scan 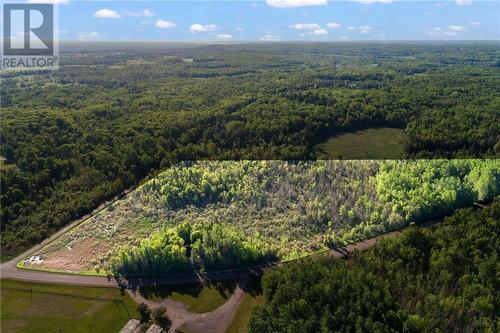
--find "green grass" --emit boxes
[140,282,234,313]
[0,280,138,333]
[171,286,229,313]
[315,127,405,159]
[225,293,264,333]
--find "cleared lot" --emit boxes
[22,159,500,276]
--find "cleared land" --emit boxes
[315,127,405,159]
[23,159,499,275]
[0,280,138,333]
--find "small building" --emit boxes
[119,319,141,333]
[145,324,164,333]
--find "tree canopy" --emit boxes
[249,199,500,333]
[2,42,499,260]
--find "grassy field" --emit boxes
[0,280,138,333]
[225,293,264,333]
[315,127,405,159]
[140,282,233,313]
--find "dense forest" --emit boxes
[35,159,497,275]
[110,221,276,276]
[249,199,500,333]
[1,42,499,260]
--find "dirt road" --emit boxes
[128,286,247,333]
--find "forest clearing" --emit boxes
[21,159,499,276]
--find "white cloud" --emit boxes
[327,22,341,28]
[468,21,480,26]
[251,2,258,7]
[78,32,101,41]
[448,24,466,32]
[455,0,472,5]
[340,36,350,40]
[259,34,282,41]
[290,23,321,30]
[216,33,233,40]
[347,25,373,33]
[426,27,457,37]
[267,0,328,8]
[123,9,154,18]
[426,25,467,37]
[189,24,217,33]
[27,0,70,4]
[155,20,177,29]
[310,28,328,35]
[236,27,244,32]
[143,9,154,17]
[94,9,120,19]
[358,25,373,33]
[354,0,395,4]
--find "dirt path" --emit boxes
[127,286,246,333]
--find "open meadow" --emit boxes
[315,127,405,159]
[0,280,138,333]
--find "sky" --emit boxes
[5,0,500,41]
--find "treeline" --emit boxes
[375,160,499,221]
[1,43,499,259]
[146,160,500,255]
[110,221,276,276]
[333,159,500,246]
[249,199,500,333]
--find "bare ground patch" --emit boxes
[33,238,112,272]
